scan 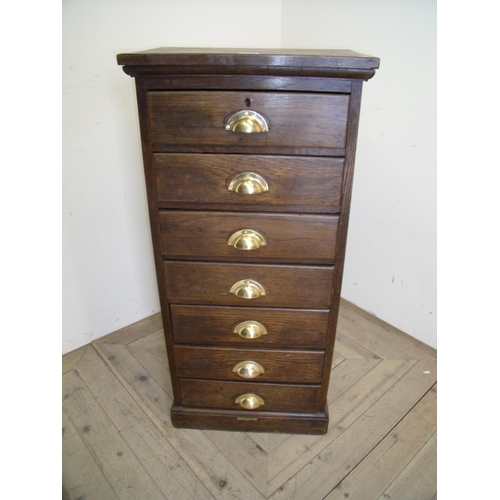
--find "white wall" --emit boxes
[282,0,437,348]
[62,0,283,354]
[63,0,436,353]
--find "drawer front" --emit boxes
[179,378,321,412]
[159,211,338,264]
[148,91,349,154]
[174,346,324,383]
[154,154,344,213]
[165,261,334,309]
[170,305,329,348]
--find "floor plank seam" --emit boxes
[385,382,437,433]
[91,344,220,500]
[337,324,419,360]
[377,429,437,500]
[268,361,399,478]
[90,341,222,500]
[62,345,88,376]
[338,302,437,360]
[63,375,143,500]
[265,360,417,491]
[334,331,383,360]
[125,328,166,347]
[64,304,436,500]
[318,381,437,500]
[122,340,172,395]
[328,358,384,402]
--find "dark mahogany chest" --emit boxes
[117,48,379,434]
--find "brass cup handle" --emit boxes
[233,320,268,339]
[227,172,269,194]
[225,110,269,133]
[229,279,266,300]
[227,229,267,251]
[235,393,265,410]
[232,361,265,379]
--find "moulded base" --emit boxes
[170,405,329,435]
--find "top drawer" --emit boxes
[148,91,349,155]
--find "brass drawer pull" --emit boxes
[229,279,266,299]
[227,229,267,251]
[232,361,265,379]
[227,172,269,194]
[235,393,265,410]
[225,110,269,133]
[233,320,268,339]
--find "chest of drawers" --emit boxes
[117,48,379,434]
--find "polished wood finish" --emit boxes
[148,91,348,154]
[117,48,379,434]
[141,75,354,92]
[159,211,338,264]
[154,154,344,213]
[179,378,322,412]
[165,261,334,309]
[170,305,329,348]
[118,47,380,79]
[174,345,325,383]
[170,406,329,434]
[63,301,436,499]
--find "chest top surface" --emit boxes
[117,47,380,79]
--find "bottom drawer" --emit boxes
[179,378,321,412]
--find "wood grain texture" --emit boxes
[266,359,417,490]
[148,91,348,154]
[62,345,88,375]
[118,49,379,79]
[93,312,163,346]
[170,305,329,348]
[339,298,437,360]
[171,407,328,435]
[159,211,338,264]
[268,360,436,500]
[137,75,353,93]
[62,300,436,499]
[174,345,325,383]
[325,384,437,499]
[154,154,344,213]
[378,429,437,500]
[116,49,382,437]
[117,47,380,72]
[63,369,168,499]
[315,80,364,411]
[134,83,183,404]
[90,342,265,500]
[165,261,334,309]
[62,407,118,500]
[179,378,322,412]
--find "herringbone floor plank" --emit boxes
[62,299,437,499]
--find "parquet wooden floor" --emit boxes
[62,299,437,500]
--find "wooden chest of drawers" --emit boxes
[117,48,379,434]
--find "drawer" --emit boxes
[174,346,324,384]
[154,154,344,213]
[179,378,321,412]
[165,261,334,309]
[170,305,329,348]
[148,91,349,154]
[159,211,338,264]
